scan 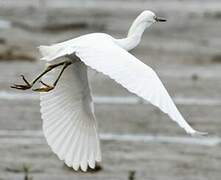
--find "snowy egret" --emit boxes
[11,10,207,171]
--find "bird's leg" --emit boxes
[33,61,72,92]
[11,61,72,91]
[31,61,69,85]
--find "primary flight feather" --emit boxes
[11,10,207,171]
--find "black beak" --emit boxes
[155,16,167,22]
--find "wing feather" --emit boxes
[39,34,206,135]
[73,41,206,135]
[40,60,101,171]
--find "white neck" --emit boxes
[115,14,153,51]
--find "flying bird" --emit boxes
[11,10,207,171]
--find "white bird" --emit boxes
[11,10,207,171]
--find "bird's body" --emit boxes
[12,10,207,172]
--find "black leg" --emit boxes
[32,61,72,92]
[11,60,72,91]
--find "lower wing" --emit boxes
[40,59,101,171]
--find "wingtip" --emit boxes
[190,131,209,137]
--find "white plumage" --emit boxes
[40,61,101,171]
[38,10,207,171]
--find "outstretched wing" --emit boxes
[40,35,206,136]
[76,43,207,135]
[40,60,101,171]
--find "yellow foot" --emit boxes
[32,81,54,92]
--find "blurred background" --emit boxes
[0,0,221,179]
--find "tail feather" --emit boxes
[38,44,75,62]
[38,45,57,61]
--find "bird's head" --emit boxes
[141,10,167,24]
[126,10,167,50]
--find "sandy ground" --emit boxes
[0,0,221,179]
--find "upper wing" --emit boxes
[39,35,206,136]
[40,60,101,171]
[76,43,206,135]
